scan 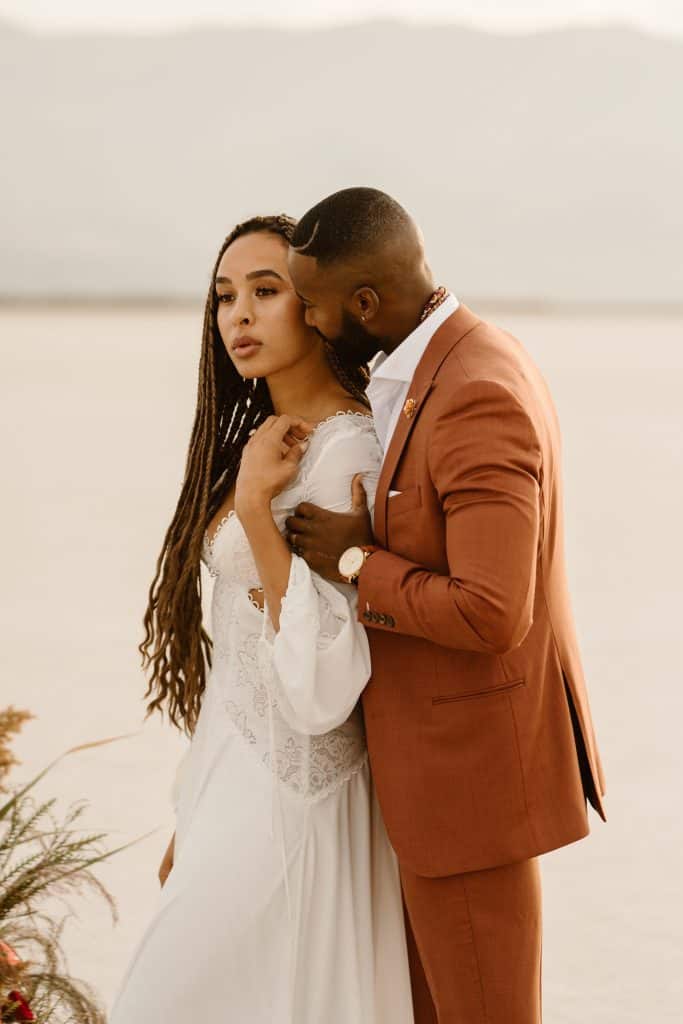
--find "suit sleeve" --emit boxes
[357,380,543,654]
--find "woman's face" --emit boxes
[215,231,321,379]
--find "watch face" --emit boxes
[338,546,365,579]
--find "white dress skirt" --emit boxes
[107,411,415,1024]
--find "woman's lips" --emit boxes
[233,340,263,358]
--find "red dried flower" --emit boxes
[2,989,35,1022]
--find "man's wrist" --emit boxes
[338,544,380,584]
[355,544,380,586]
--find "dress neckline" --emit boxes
[309,409,373,428]
[204,509,237,551]
[203,409,373,549]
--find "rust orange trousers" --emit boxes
[400,857,542,1023]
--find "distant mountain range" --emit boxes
[1,19,681,305]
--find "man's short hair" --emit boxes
[290,187,411,266]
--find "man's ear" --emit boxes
[350,286,380,323]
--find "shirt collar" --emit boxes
[369,292,459,383]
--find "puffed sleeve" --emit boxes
[257,420,383,736]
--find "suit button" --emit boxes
[371,612,380,623]
[378,613,387,625]
[387,615,395,627]
[363,611,371,622]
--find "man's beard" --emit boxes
[317,308,384,367]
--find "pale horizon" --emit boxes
[3,21,681,306]
[1,0,683,38]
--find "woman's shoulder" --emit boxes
[308,407,378,447]
[304,408,383,475]
[312,406,374,430]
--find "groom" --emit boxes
[285,188,606,1023]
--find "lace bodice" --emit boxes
[196,411,383,804]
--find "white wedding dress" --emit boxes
[107,411,415,1024]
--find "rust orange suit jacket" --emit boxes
[357,303,606,878]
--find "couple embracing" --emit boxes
[108,187,605,1023]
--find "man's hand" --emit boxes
[285,474,375,582]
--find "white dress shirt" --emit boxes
[366,292,460,459]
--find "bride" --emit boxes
[107,214,415,1023]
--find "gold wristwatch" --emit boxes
[338,544,379,585]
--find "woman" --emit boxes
[107,215,415,1023]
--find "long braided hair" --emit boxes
[139,214,371,737]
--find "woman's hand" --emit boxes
[235,415,314,512]
[158,830,175,888]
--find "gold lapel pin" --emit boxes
[403,397,417,419]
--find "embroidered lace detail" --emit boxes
[316,586,348,627]
[311,409,373,428]
[202,412,381,803]
[218,638,368,798]
[203,510,237,577]
[200,411,378,584]
[262,719,369,803]
[205,509,237,550]
[202,511,260,586]
[224,700,257,745]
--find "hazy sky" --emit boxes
[2,0,682,36]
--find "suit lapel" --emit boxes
[373,378,434,546]
[373,304,480,547]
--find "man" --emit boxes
[285,187,606,1023]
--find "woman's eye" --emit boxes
[216,287,275,304]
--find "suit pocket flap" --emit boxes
[386,484,422,517]
[432,678,526,704]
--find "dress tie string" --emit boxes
[258,600,311,1019]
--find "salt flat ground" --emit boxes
[1,305,681,1020]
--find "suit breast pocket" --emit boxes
[387,484,422,518]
